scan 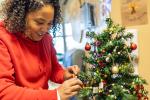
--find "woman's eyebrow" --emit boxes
[35,18,53,23]
[35,18,46,22]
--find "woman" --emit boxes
[0,0,83,100]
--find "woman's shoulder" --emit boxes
[0,20,5,31]
[0,21,17,42]
[0,21,10,35]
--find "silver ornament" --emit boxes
[106,57,110,62]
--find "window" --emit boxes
[52,0,112,64]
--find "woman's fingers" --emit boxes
[64,65,81,80]
[67,65,80,74]
[70,84,82,92]
[58,78,83,100]
[71,65,80,75]
[66,78,83,87]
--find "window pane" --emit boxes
[65,23,72,36]
[66,36,84,50]
[53,37,64,54]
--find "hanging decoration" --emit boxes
[121,0,148,26]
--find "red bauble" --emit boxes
[85,43,91,51]
[130,43,137,50]
[102,80,107,85]
[137,93,143,98]
[98,61,105,68]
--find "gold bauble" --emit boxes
[111,66,119,74]
[129,67,135,73]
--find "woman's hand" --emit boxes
[64,65,80,80]
[57,78,83,100]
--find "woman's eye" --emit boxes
[34,20,44,25]
[36,21,44,25]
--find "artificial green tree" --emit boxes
[77,18,148,100]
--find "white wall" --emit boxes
[111,0,150,97]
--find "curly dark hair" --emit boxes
[1,0,62,37]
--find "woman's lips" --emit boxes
[38,33,45,36]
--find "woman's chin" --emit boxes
[32,37,43,41]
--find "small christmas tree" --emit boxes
[77,18,148,100]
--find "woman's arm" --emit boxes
[0,40,58,100]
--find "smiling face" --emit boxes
[25,5,54,41]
